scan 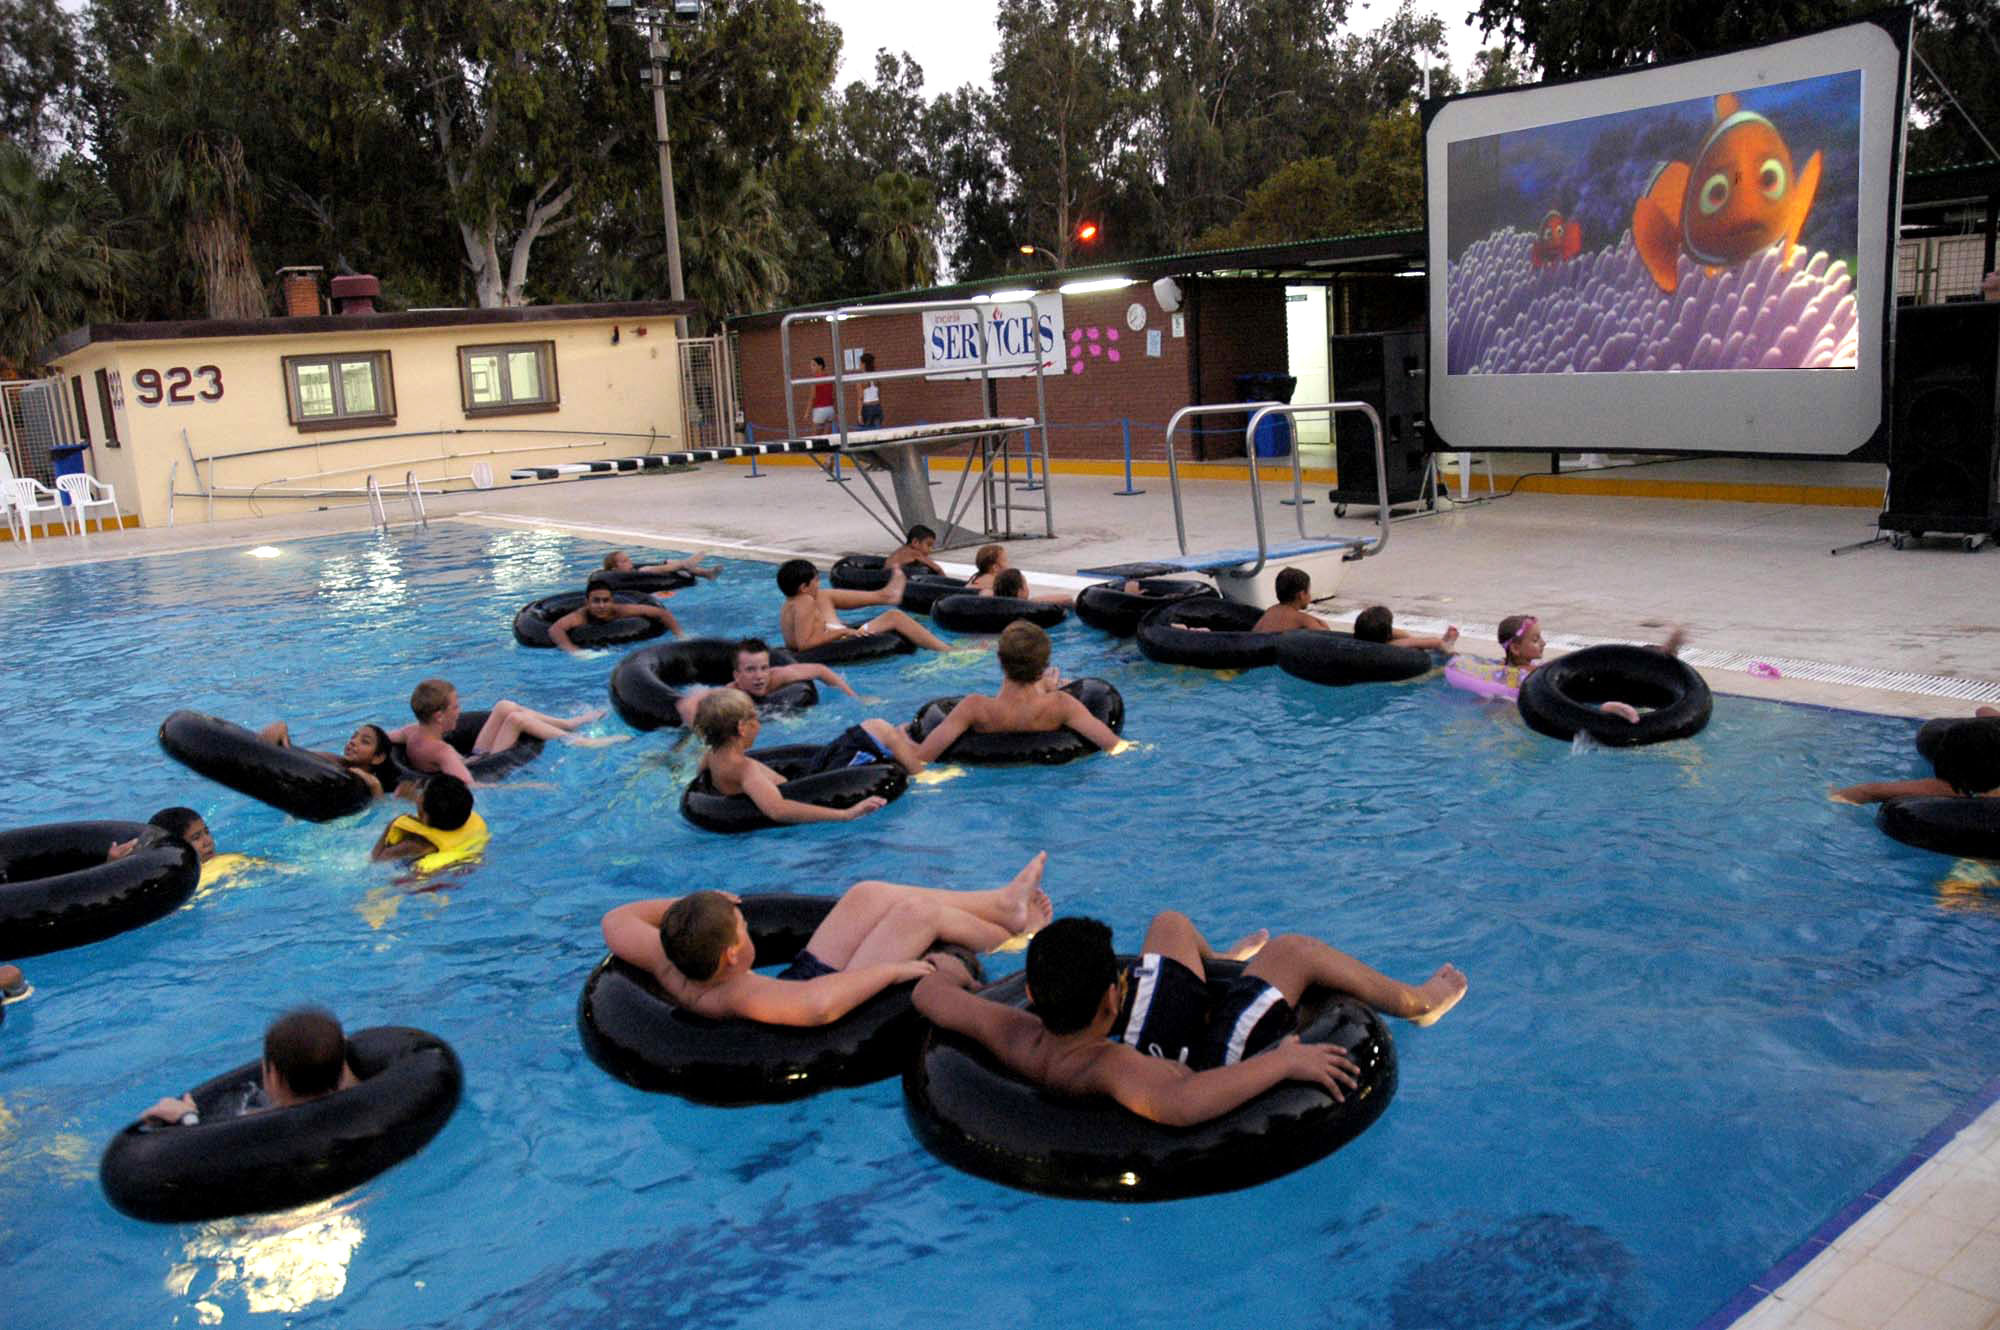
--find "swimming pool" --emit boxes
[2,521,1994,1329]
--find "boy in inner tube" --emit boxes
[1251,567,1335,634]
[389,678,614,787]
[599,853,1052,1027]
[691,689,923,824]
[546,575,685,654]
[1832,717,2000,804]
[912,622,1122,763]
[969,546,1074,606]
[913,911,1467,1127]
[139,1007,358,1126]
[884,525,946,576]
[775,559,953,654]
[671,637,861,728]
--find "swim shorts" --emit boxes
[777,950,838,981]
[1109,953,1294,1070]
[810,725,893,774]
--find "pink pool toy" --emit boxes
[1445,655,1527,702]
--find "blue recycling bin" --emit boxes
[1233,373,1298,457]
[50,444,89,499]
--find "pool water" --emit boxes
[2,523,1995,1330]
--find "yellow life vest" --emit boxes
[198,854,258,889]
[384,811,490,873]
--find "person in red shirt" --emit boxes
[809,355,835,431]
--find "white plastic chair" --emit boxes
[5,477,65,545]
[0,454,22,543]
[56,473,122,536]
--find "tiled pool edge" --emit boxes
[1698,1072,2000,1330]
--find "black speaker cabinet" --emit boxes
[1883,302,2000,541]
[1329,331,1431,510]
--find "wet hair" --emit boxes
[661,891,741,982]
[420,775,474,832]
[997,621,1051,683]
[974,543,1004,575]
[1498,615,1533,648]
[411,678,456,723]
[693,688,757,748]
[1353,605,1394,643]
[1933,719,2000,796]
[992,568,1027,598]
[148,807,205,840]
[906,524,936,544]
[601,551,625,570]
[734,637,772,665]
[264,1007,347,1098]
[585,573,613,595]
[776,559,818,597]
[1025,918,1119,1034]
[1274,567,1310,604]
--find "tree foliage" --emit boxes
[1467,0,1859,80]
[0,144,141,369]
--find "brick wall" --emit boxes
[734,279,1289,466]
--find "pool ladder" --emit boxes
[367,472,430,533]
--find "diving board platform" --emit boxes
[781,298,1056,549]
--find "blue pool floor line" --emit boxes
[1691,1069,2000,1330]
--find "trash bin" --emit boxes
[50,444,89,499]
[1233,373,1298,457]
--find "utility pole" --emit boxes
[647,27,687,333]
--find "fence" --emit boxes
[678,335,738,452]
[1,378,80,484]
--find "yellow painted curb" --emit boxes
[0,513,143,542]
[720,454,1879,508]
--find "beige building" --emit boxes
[37,298,703,529]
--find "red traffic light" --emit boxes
[1075,221,1099,243]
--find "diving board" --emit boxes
[780,298,1056,549]
[509,438,834,481]
[1077,539,1370,580]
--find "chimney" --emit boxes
[277,265,324,316]
[329,274,381,315]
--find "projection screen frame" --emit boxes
[1421,9,1914,460]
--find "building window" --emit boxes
[71,376,93,444]
[94,368,120,446]
[458,341,559,416]
[282,351,395,430]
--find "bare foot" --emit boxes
[546,707,607,733]
[1407,964,1469,1027]
[564,734,630,748]
[1218,929,1269,962]
[1599,701,1640,723]
[996,852,1052,935]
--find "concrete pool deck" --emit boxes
[3,458,1997,1330]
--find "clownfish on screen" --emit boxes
[1530,210,1582,267]
[1630,92,1822,294]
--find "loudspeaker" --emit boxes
[1884,303,2000,536]
[1152,277,1183,313]
[1328,331,1429,508]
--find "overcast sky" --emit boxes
[823,0,1495,97]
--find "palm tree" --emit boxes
[860,170,940,292]
[116,26,265,320]
[0,146,141,370]
[684,170,794,321]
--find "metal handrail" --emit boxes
[366,475,387,532]
[1161,400,1391,578]
[404,471,428,529]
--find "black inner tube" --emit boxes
[98,1026,463,1223]
[1075,578,1218,636]
[595,568,695,594]
[160,710,378,823]
[830,554,892,591]
[930,594,1067,634]
[1515,645,1712,747]
[907,678,1125,764]
[680,743,909,833]
[388,709,545,784]
[1,821,200,959]
[1276,631,1433,686]
[903,960,1398,1202]
[577,894,938,1105]
[1877,796,2000,860]
[512,591,666,649]
[608,638,818,731]
[1135,599,1279,670]
[791,631,917,666]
